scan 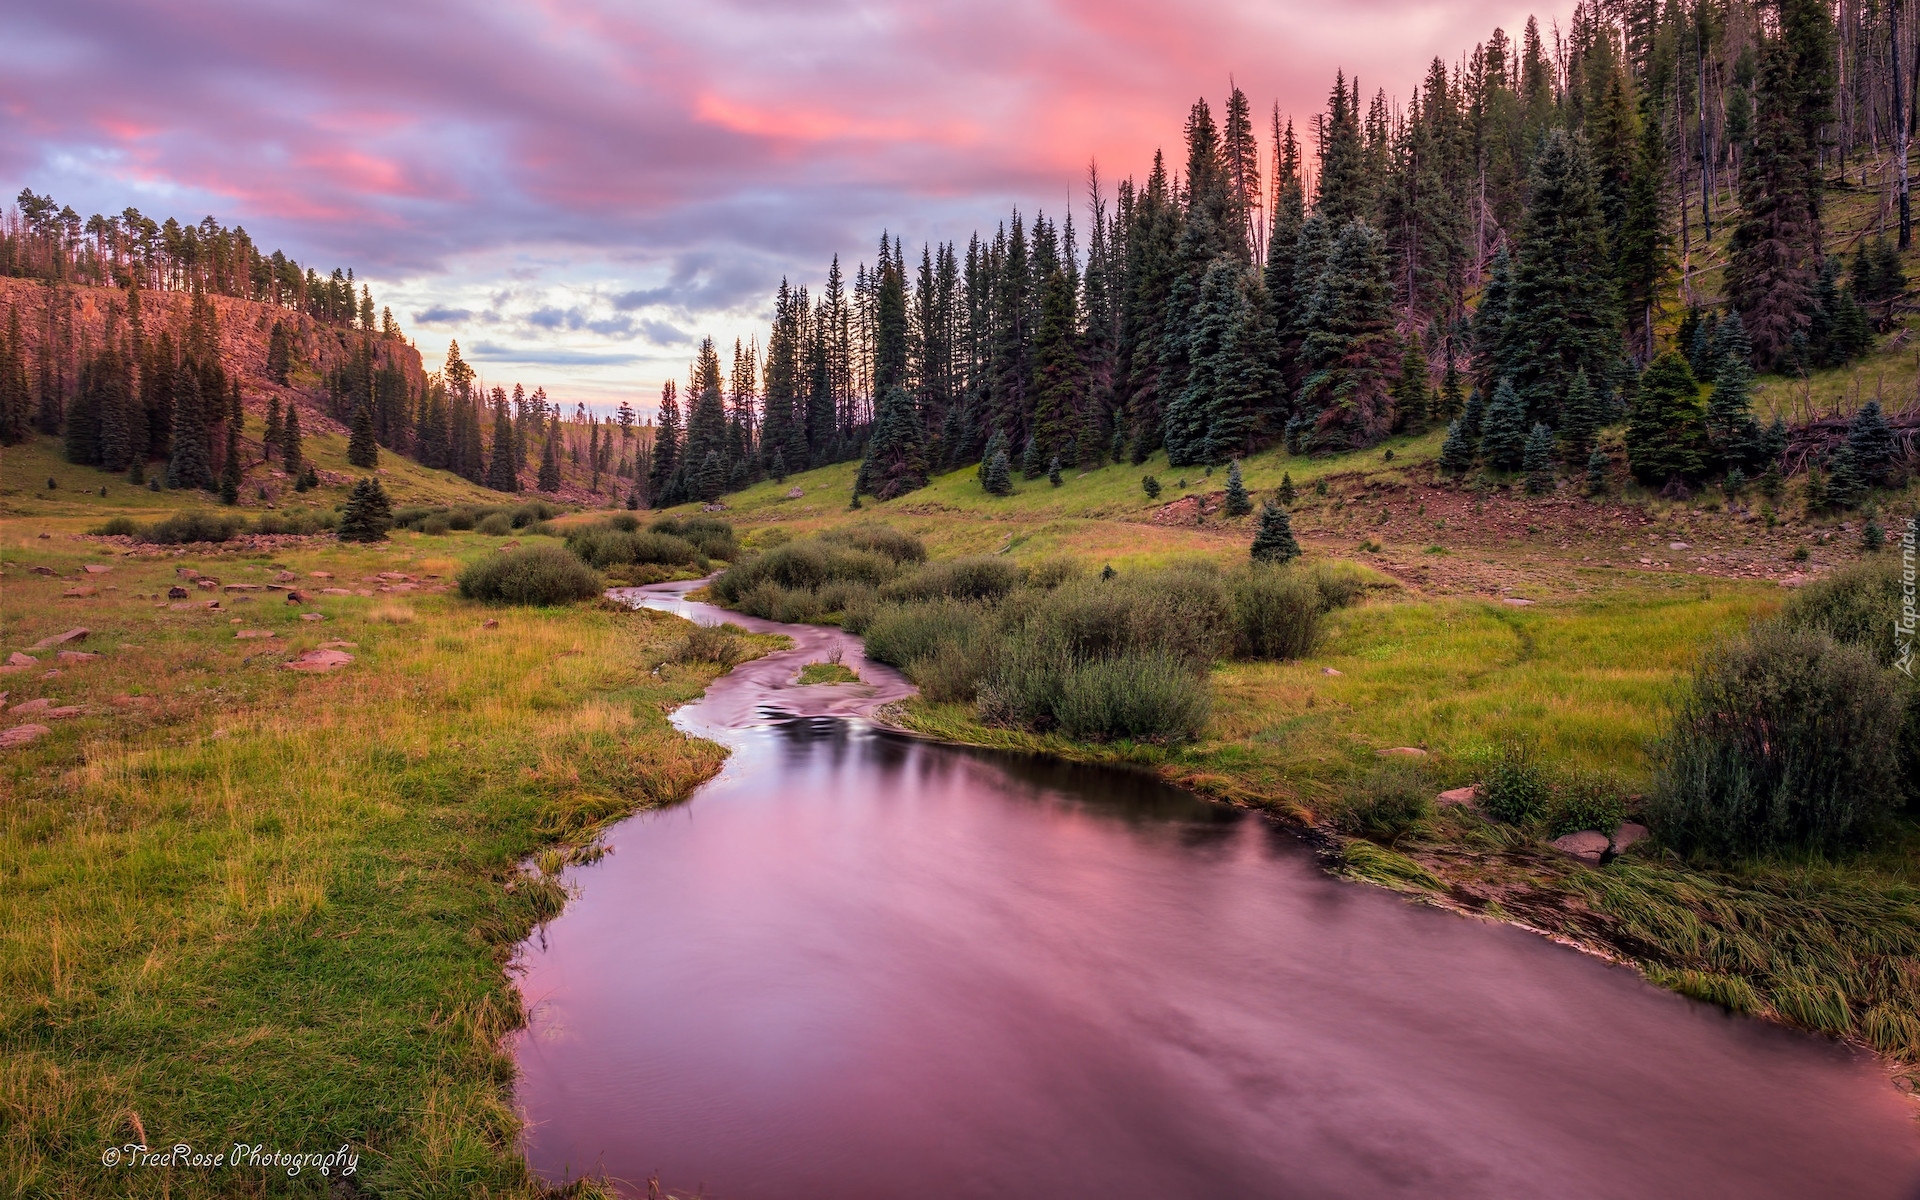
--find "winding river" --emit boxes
[512,578,1920,1199]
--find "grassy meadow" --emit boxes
[1,440,780,1196]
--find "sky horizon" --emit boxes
[5,0,1559,416]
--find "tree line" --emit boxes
[646,0,1899,508]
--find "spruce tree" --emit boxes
[486,399,518,492]
[538,431,562,492]
[1847,400,1896,486]
[649,381,682,506]
[1704,312,1755,448]
[1020,435,1042,479]
[1460,386,1486,443]
[977,430,1009,490]
[1296,220,1398,450]
[1438,354,1464,420]
[165,362,214,490]
[263,394,283,462]
[1625,352,1710,486]
[1522,423,1555,494]
[282,404,303,476]
[1826,446,1866,509]
[1277,472,1297,506]
[771,448,787,482]
[1470,246,1514,395]
[861,385,930,500]
[1439,418,1477,475]
[1726,35,1819,369]
[1558,369,1605,464]
[1585,445,1609,494]
[338,477,393,542]
[1223,459,1251,515]
[347,395,378,468]
[1029,268,1083,468]
[1141,474,1161,499]
[697,449,726,502]
[1250,501,1302,564]
[1479,380,1529,472]
[1499,130,1619,423]
[1391,335,1429,434]
[266,321,291,385]
[219,400,243,505]
[982,447,1013,495]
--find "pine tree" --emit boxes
[1704,312,1755,448]
[1439,418,1477,475]
[537,431,562,492]
[1847,400,1896,486]
[1250,501,1302,563]
[1296,220,1398,450]
[983,447,1013,496]
[282,404,303,476]
[1391,335,1429,433]
[1029,268,1083,468]
[697,449,726,502]
[347,395,378,468]
[649,381,681,506]
[1523,423,1555,494]
[1048,455,1064,488]
[861,385,930,499]
[486,397,519,492]
[1223,459,1251,515]
[263,394,283,462]
[1726,35,1819,370]
[1585,445,1609,494]
[1020,435,1042,479]
[1438,354,1463,420]
[1470,246,1514,395]
[219,410,243,505]
[338,477,393,542]
[166,362,214,490]
[1479,380,1529,472]
[1827,446,1866,508]
[1625,352,1710,486]
[771,448,787,482]
[1277,472,1297,506]
[266,321,291,386]
[1557,369,1605,463]
[1499,130,1618,424]
[977,429,1009,490]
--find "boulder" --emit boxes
[319,588,353,596]
[285,648,353,673]
[1501,597,1535,606]
[235,630,277,640]
[195,578,218,590]
[482,619,499,629]
[176,567,203,579]
[30,566,55,576]
[309,571,334,579]
[1609,822,1650,855]
[286,591,308,603]
[786,486,805,499]
[83,563,113,574]
[275,571,298,583]
[1321,667,1343,676]
[55,650,99,663]
[10,698,50,714]
[1377,746,1428,757]
[1550,830,1610,863]
[6,653,37,668]
[167,586,189,600]
[299,612,325,621]
[1436,785,1480,806]
[44,706,83,719]
[28,629,89,651]
[0,723,50,749]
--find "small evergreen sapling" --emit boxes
[1479,380,1529,472]
[1826,446,1866,509]
[1048,455,1063,488]
[1847,401,1896,486]
[348,396,379,469]
[1223,459,1252,515]
[982,448,1013,496]
[1277,472,1297,506]
[338,477,393,542]
[978,430,1009,490]
[281,405,304,476]
[1250,501,1302,564]
[1438,418,1476,475]
[1585,446,1609,494]
[1141,474,1162,499]
[1522,423,1555,494]
[538,434,562,492]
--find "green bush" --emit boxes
[446,508,478,532]
[651,515,738,560]
[1481,740,1552,824]
[1050,653,1211,743]
[864,599,993,669]
[676,622,750,666]
[881,556,1020,603]
[712,540,899,600]
[1228,563,1324,659]
[566,525,701,569]
[1650,625,1902,855]
[1779,560,1900,665]
[391,505,437,530]
[476,512,513,536]
[134,510,248,544]
[820,523,926,564]
[421,515,452,536]
[1545,770,1629,837]
[458,544,605,606]
[90,515,139,536]
[251,509,335,536]
[1332,761,1435,842]
[511,501,560,529]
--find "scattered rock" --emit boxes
[1500,597,1534,606]
[30,566,55,576]
[223,584,264,592]
[319,588,353,596]
[40,670,59,679]
[482,619,499,629]
[1377,746,1428,757]
[176,567,204,579]
[1321,667,1343,676]
[43,706,83,719]
[235,630,277,640]
[0,724,50,749]
[167,586,189,599]
[1669,541,1690,551]
[285,648,353,673]
[55,651,99,663]
[11,699,50,714]
[195,579,218,590]
[786,486,804,499]
[6,653,37,668]
[28,629,89,651]
[1609,822,1650,855]
[1436,785,1480,806]
[309,571,334,579]
[286,590,309,603]
[62,586,98,598]
[1550,830,1610,863]
[83,563,113,574]
[275,571,298,583]
[299,612,325,621]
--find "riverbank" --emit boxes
[0,518,775,1196]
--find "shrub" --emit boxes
[134,510,248,544]
[1228,564,1323,659]
[566,525,700,570]
[391,505,437,530]
[511,501,560,529]
[1051,653,1211,743]
[1021,557,1084,590]
[458,544,604,605]
[676,622,749,666]
[421,515,452,536]
[882,556,1020,603]
[251,510,335,536]
[476,512,514,536]
[864,599,993,669]
[817,580,878,619]
[446,508,478,532]
[90,515,139,536]
[1546,770,1629,837]
[712,540,898,601]
[1650,625,1902,856]
[1004,568,1234,668]
[1481,740,1552,824]
[1331,761,1435,842]
[820,523,926,564]
[1779,559,1900,666]
[651,515,738,560]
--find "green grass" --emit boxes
[0,515,769,1196]
[797,661,860,685]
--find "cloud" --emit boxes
[413,305,472,325]
[467,342,644,367]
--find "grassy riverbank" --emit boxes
[0,464,774,1195]
[691,441,1920,1090]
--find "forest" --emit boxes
[638,0,1920,510]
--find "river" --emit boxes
[511,578,1920,1199]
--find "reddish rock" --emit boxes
[28,628,89,651]
[83,563,113,574]
[167,586,189,599]
[1609,822,1650,855]
[482,618,500,629]
[223,583,264,592]
[235,630,277,640]
[286,590,308,603]
[309,571,334,579]
[176,567,203,579]
[1436,785,1480,806]
[11,698,50,714]
[275,571,298,583]
[55,650,99,663]
[6,653,37,668]
[285,648,353,673]
[30,566,55,576]
[1377,746,1428,758]
[319,588,353,596]
[1550,830,1610,863]
[1320,667,1343,676]
[43,706,83,719]
[195,578,218,590]
[0,723,50,749]
[299,612,325,621]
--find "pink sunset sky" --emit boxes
[4,0,1557,411]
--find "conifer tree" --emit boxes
[538,431,562,492]
[338,477,393,542]
[1250,501,1302,563]
[649,381,682,506]
[1029,268,1083,468]
[220,410,243,504]
[1277,472,1297,506]
[263,394,283,462]
[486,398,519,492]
[1439,418,1476,475]
[1704,313,1755,447]
[1847,400,1896,486]
[1522,423,1555,494]
[982,446,1013,495]
[771,448,787,482]
[1585,445,1610,494]
[282,404,303,476]
[683,339,728,481]
[1459,386,1486,443]
[1020,435,1042,479]
[1826,446,1866,509]
[1616,102,1671,357]
[1437,354,1463,421]
[861,385,930,499]
[697,449,726,502]
[1470,246,1513,395]
[1726,36,1819,369]
[1142,474,1162,499]
[165,362,214,490]
[1625,352,1709,486]
[1479,380,1529,472]
[1557,369,1605,464]
[977,429,1009,491]
[1223,459,1251,515]
[1391,336,1429,433]
[266,321,291,385]
[347,395,378,468]
[1297,221,1398,450]
[1499,130,1618,424]
[1048,455,1064,488]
